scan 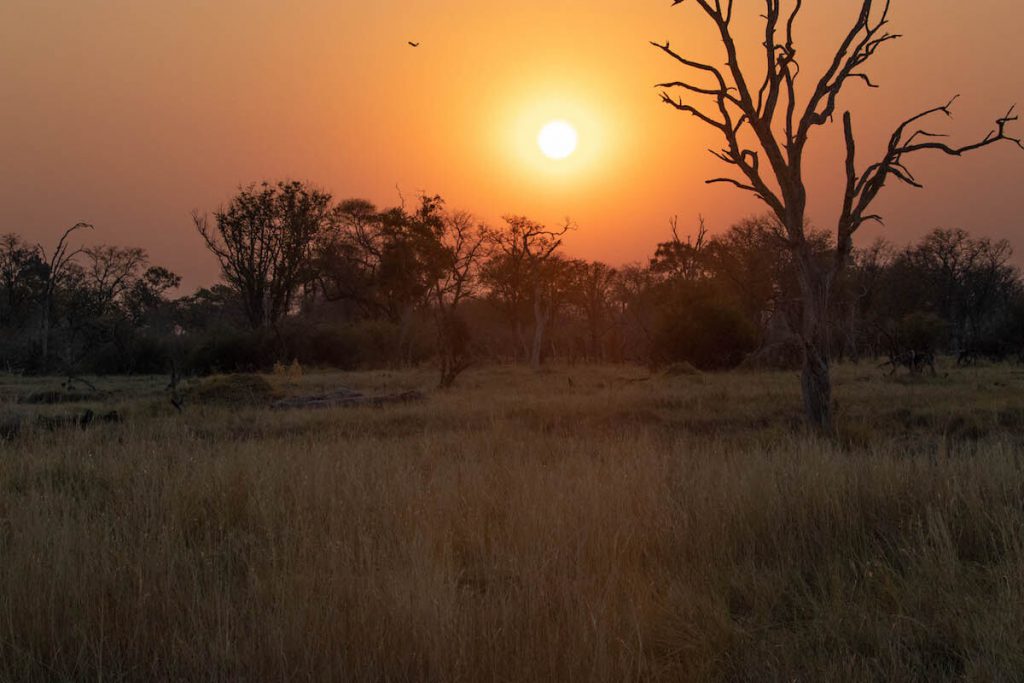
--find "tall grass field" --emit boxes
[2,363,1024,681]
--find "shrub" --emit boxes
[654,297,759,371]
[290,324,360,370]
[898,311,948,352]
[88,335,171,375]
[179,318,433,376]
[741,335,805,371]
[184,328,277,375]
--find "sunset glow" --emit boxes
[537,120,578,160]
[1,0,1023,287]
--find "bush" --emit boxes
[346,318,434,368]
[88,335,171,375]
[180,319,431,375]
[0,330,39,374]
[653,297,759,371]
[898,311,948,353]
[185,328,277,375]
[741,335,805,371]
[299,325,360,369]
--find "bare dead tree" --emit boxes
[654,0,1023,429]
[670,214,708,253]
[38,222,93,369]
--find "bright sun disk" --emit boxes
[537,120,578,160]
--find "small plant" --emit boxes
[274,359,303,378]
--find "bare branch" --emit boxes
[657,0,1024,429]
[843,99,1023,245]
[656,80,731,98]
[649,40,732,96]
[40,222,93,294]
[797,0,900,147]
[658,91,728,130]
[707,177,758,193]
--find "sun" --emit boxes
[537,120,578,160]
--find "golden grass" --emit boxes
[1,363,1024,681]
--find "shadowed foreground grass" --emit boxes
[2,364,1024,681]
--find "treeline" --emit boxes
[2,180,1021,382]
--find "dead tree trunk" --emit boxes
[795,252,834,428]
[39,304,50,368]
[530,292,550,370]
[437,310,470,389]
[37,223,92,372]
[654,0,1022,430]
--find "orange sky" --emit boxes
[2,0,1023,289]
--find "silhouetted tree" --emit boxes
[567,260,619,362]
[418,207,492,387]
[316,198,443,357]
[482,216,572,368]
[0,234,46,329]
[610,264,659,365]
[883,229,1018,357]
[124,266,182,324]
[195,181,334,329]
[315,198,389,319]
[81,245,149,315]
[833,238,893,361]
[650,216,710,282]
[654,0,1023,428]
[38,222,92,369]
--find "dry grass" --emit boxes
[2,362,1024,681]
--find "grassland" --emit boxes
[2,362,1024,681]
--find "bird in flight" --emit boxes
[408,41,420,48]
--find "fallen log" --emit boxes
[271,389,425,411]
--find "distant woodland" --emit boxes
[2,181,1021,384]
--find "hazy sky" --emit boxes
[2,0,1023,289]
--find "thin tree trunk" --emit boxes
[846,304,861,364]
[530,298,548,370]
[398,304,416,367]
[515,320,528,363]
[40,300,50,371]
[796,251,834,431]
[437,309,456,389]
